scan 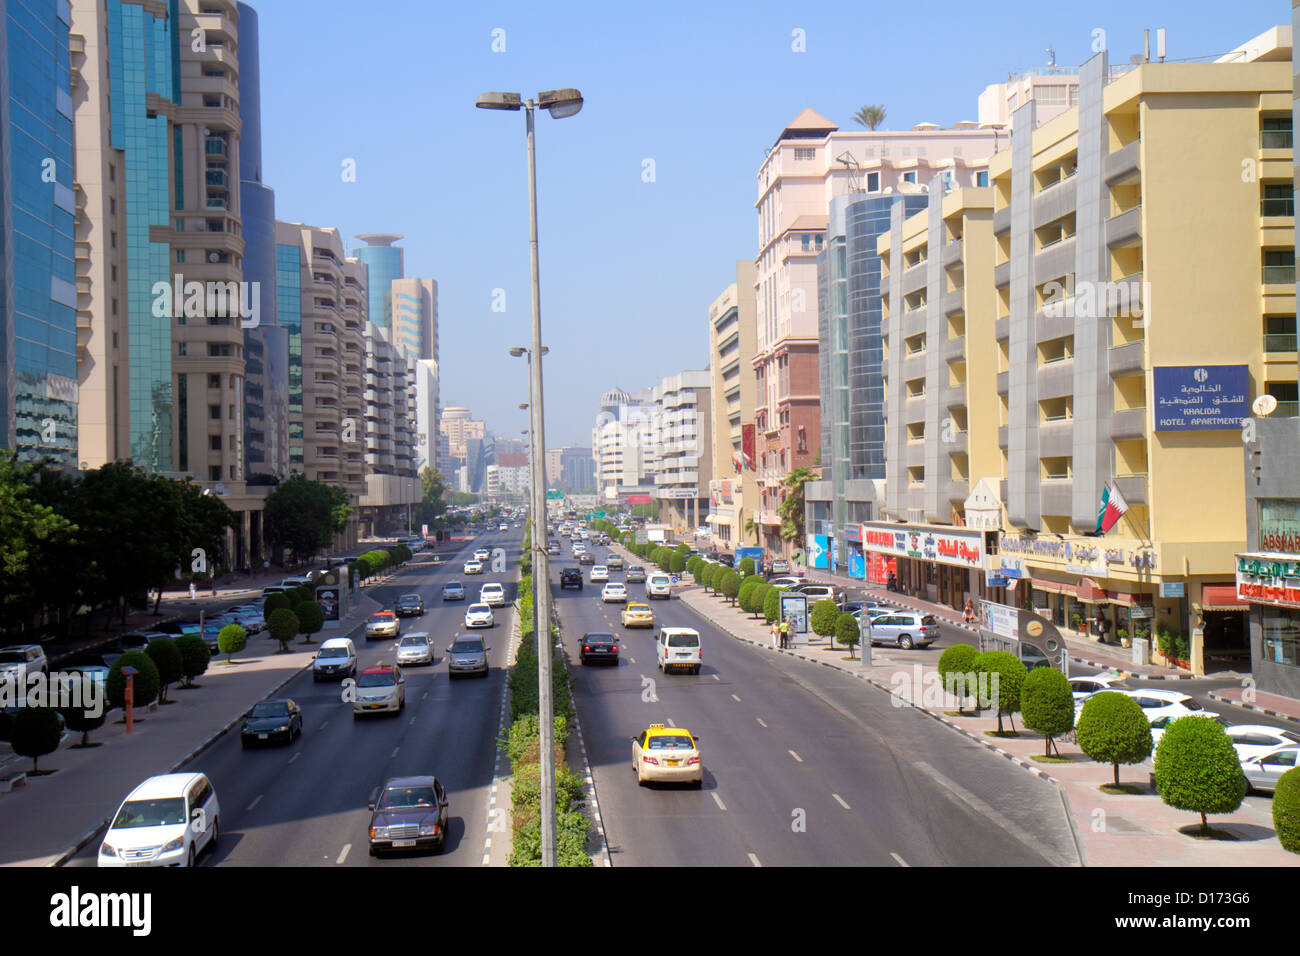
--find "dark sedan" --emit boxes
[395,593,425,617]
[580,633,620,666]
[241,698,302,747]
[368,776,449,855]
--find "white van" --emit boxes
[312,638,357,681]
[657,627,701,675]
[646,574,672,600]
[98,772,220,867]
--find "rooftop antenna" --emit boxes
[1046,47,1056,68]
[836,150,862,192]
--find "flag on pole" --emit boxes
[1096,482,1129,535]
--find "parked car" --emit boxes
[312,638,357,681]
[367,775,449,855]
[862,612,940,649]
[794,583,843,603]
[580,633,620,666]
[464,604,495,629]
[395,593,425,617]
[224,606,266,634]
[442,581,466,601]
[767,577,801,590]
[1241,745,1300,793]
[447,637,489,678]
[395,633,435,667]
[560,568,583,590]
[353,665,405,717]
[1224,724,1300,762]
[98,772,220,867]
[1116,689,1219,723]
[241,698,302,747]
[0,645,49,680]
[769,559,790,575]
[1068,674,1127,701]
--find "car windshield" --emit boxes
[378,786,436,809]
[400,594,420,602]
[358,672,396,688]
[112,797,186,829]
[452,640,484,654]
[250,701,290,718]
[1179,698,1203,711]
[469,604,490,613]
[399,637,427,646]
[668,634,699,647]
[317,646,347,658]
[648,735,693,750]
[444,582,462,589]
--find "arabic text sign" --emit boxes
[1152,365,1249,431]
[860,522,985,569]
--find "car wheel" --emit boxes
[188,844,196,868]
[209,817,219,851]
[898,635,914,650]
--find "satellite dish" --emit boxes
[1253,394,1278,417]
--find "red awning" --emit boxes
[1076,578,1107,603]
[1031,577,1073,594]
[1201,584,1248,612]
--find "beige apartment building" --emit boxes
[652,370,712,531]
[706,261,759,552]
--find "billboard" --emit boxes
[807,533,830,569]
[741,423,756,472]
[626,494,652,505]
[1152,365,1249,431]
[779,593,809,637]
[860,523,985,568]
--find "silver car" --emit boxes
[395,633,434,666]
[447,637,489,678]
[863,612,940,649]
[1241,745,1299,793]
[442,581,466,601]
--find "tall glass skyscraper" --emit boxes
[352,233,403,329]
[1,0,78,464]
[275,242,302,467]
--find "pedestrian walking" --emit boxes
[210,576,217,597]
[769,620,779,649]
[188,580,197,601]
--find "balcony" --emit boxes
[942,287,963,317]
[942,238,963,266]
[1109,340,1144,376]
[1265,333,1298,353]
[1039,418,1073,457]
[1104,140,1141,186]
[993,260,1010,288]
[993,205,1011,235]
[1113,474,1147,506]
[1261,196,1295,218]
[1263,263,1296,285]
[1106,206,1142,248]
[1110,406,1146,439]
[1261,130,1293,150]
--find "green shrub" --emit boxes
[810,599,840,637]
[737,576,761,614]
[263,591,291,614]
[937,643,980,710]
[686,556,701,579]
[670,552,686,574]
[295,601,325,642]
[145,637,183,703]
[1274,767,1300,854]
[699,563,716,592]
[106,651,160,710]
[973,650,1028,733]
[1020,667,1074,755]
[834,613,861,658]
[267,608,299,652]
[218,622,248,661]
[738,556,756,577]
[1076,691,1153,786]
[1154,716,1247,834]
[175,634,210,686]
[763,585,782,624]
[750,583,772,620]
[721,570,742,604]
[11,706,63,773]
[60,680,106,747]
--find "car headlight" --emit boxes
[419,823,441,836]
[161,836,184,852]
[371,826,388,840]
[100,843,117,857]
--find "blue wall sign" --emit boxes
[1152,365,1249,431]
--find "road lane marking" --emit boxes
[731,694,741,702]
[628,657,635,664]
[391,747,400,758]
[319,720,329,730]
[756,717,768,727]
[246,794,263,811]
[711,792,727,811]
[422,691,428,700]
[288,752,301,764]
[712,674,720,681]
[665,717,675,727]
[748,853,762,867]
[789,750,803,763]
[337,844,351,865]
[891,852,909,867]
[410,716,417,725]
[832,793,851,810]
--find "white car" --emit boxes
[1080,688,1218,726]
[479,583,507,607]
[601,582,628,603]
[767,577,802,589]
[1241,745,1300,793]
[499,524,508,531]
[463,560,483,575]
[1149,712,1222,748]
[1068,674,1126,702]
[98,773,220,867]
[395,633,435,666]
[353,665,405,717]
[465,604,495,628]
[657,626,701,674]
[590,565,609,582]
[474,548,491,561]
[1224,724,1300,762]
[646,574,672,600]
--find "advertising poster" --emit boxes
[317,587,340,622]
[779,593,809,637]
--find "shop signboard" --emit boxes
[1159,581,1185,598]
[1236,552,1300,608]
[1152,365,1249,431]
[1259,500,1300,554]
[860,522,984,568]
[808,534,830,569]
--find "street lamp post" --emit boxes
[483,87,581,868]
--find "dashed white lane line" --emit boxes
[891,852,909,867]
[756,717,768,728]
[337,844,351,865]
[288,752,301,764]
[731,694,741,703]
[246,794,263,812]
[832,793,851,810]
[627,657,635,664]
[390,747,400,758]
[665,717,675,727]
[712,674,720,681]
[748,853,762,867]
[422,692,428,700]
[711,791,727,811]
[409,716,417,725]
[319,720,329,731]
[788,750,803,763]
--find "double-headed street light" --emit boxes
[483,88,581,868]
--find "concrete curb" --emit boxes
[1207,691,1300,726]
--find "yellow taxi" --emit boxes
[632,724,702,786]
[620,602,655,629]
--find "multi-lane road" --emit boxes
[65,526,524,868]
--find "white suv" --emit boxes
[657,627,701,675]
[98,772,220,867]
[479,583,507,607]
[646,574,672,600]
[0,644,48,681]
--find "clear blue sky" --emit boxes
[254,0,1281,449]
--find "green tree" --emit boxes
[0,452,77,637]
[295,601,325,643]
[737,576,761,615]
[1076,692,1153,786]
[973,651,1028,734]
[106,652,160,710]
[1154,717,1247,835]
[743,513,760,546]
[174,635,211,687]
[721,569,742,605]
[686,556,702,579]
[937,643,980,713]
[1020,667,1075,755]
[1275,768,1300,854]
[738,556,756,577]
[763,585,782,624]
[11,706,63,773]
[834,612,861,658]
[268,609,300,653]
[145,637,183,704]
[218,622,248,662]
[263,473,339,564]
[60,680,107,747]
[810,599,840,638]
[777,467,817,544]
[852,104,887,129]
[669,552,686,574]
[263,591,291,615]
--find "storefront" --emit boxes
[842,523,865,579]
[861,522,987,611]
[1236,552,1300,701]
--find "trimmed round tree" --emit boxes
[703,563,720,594]
[810,599,840,640]
[145,637,183,704]
[751,583,772,621]
[263,591,291,615]
[721,569,742,605]
[354,556,372,583]
[1274,767,1300,854]
[1154,716,1247,835]
[1076,691,1153,786]
[737,576,761,615]
[973,650,1028,734]
[834,612,861,659]
[669,552,686,575]
[217,622,248,663]
[738,556,756,577]
[106,652,160,711]
[937,643,980,712]
[60,672,107,747]
[763,585,782,624]
[1020,666,1075,755]
[686,556,702,579]
[174,634,211,687]
[295,601,325,643]
[268,608,300,653]
[11,706,63,773]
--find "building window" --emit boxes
[176,250,185,263]
[111,231,116,248]
[1262,606,1300,666]
[866,171,880,192]
[794,147,816,161]
[801,234,811,251]
[903,172,917,184]
[209,404,221,420]
[112,298,118,316]
[210,435,222,451]
[210,466,222,481]
[178,343,187,356]
[208,373,221,388]
[1069,86,1079,107]
[976,171,989,187]
[1035,85,1068,107]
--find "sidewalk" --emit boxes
[1207,685,1300,725]
[672,581,1299,866]
[0,563,414,867]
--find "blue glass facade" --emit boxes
[108,0,176,471]
[1,0,77,464]
[352,240,403,328]
[275,243,303,465]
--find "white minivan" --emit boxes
[657,627,701,675]
[98,772,220,867]
[646,574,672,600]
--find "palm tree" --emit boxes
[852,105,887,130]
[777,467,817,544]
[743,513,759,546]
